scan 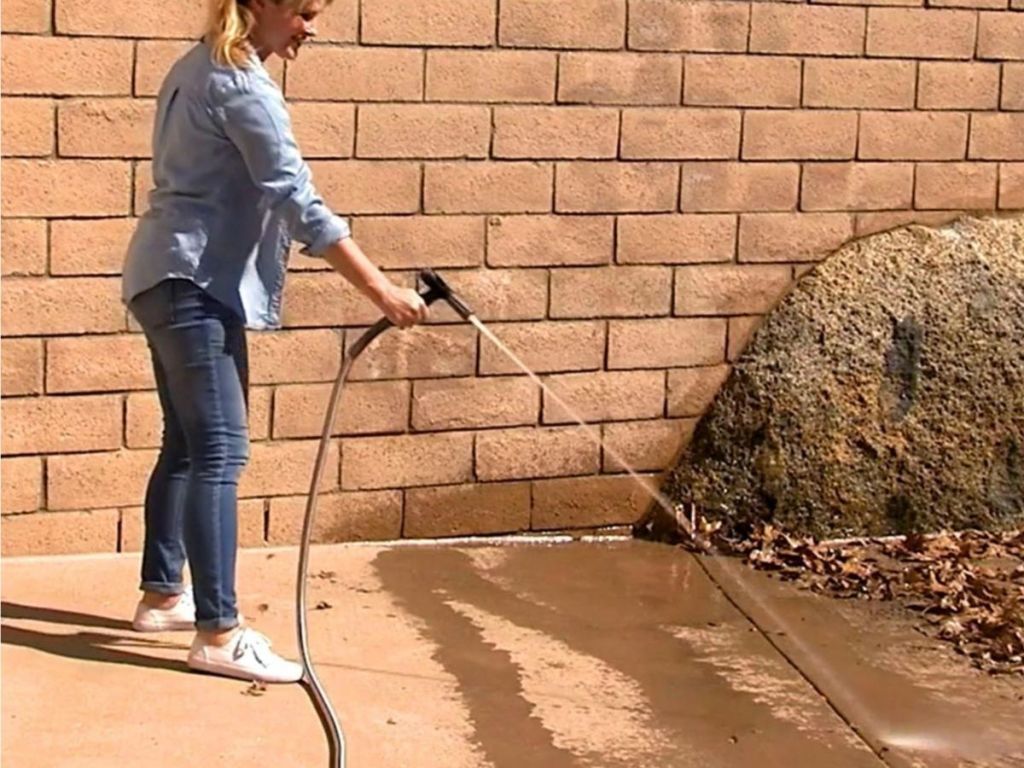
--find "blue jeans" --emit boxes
[129,279,248,631]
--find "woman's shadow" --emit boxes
[1,601,188,673]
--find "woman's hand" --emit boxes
[377,283,429,329]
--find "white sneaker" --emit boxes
[187,627,304,684]
[132,586,196,632]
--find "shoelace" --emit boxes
[232,629,273,667]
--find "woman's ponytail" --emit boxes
[207,0,257,68]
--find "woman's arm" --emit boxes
[320,236,427,328]
[215,76,426,327]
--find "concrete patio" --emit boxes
[3,539,1022,767]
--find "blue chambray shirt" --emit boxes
[122,41,349,330]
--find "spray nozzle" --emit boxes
[417,269,475,321]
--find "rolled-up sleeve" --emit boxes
[215,75,349,256]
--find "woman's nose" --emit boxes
[303,21,317,38]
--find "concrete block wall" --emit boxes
[1,0,1021,555]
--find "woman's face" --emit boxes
[251,0,325,61]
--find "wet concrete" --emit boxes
[375,544,878,768]
[700,556,1024,768]
[2,539,1022,767]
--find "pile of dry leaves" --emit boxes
[690,521,1024,675]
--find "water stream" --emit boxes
[469,314,963,767]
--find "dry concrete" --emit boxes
[2,539,1022,767]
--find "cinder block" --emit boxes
[2,509,119,556]
[3,395,122,455]
[866,8,977,59]
[918,62,1000,110]
[413,376,539,431]
[629,0,748,52]
[361,0,495,45]
[287,47,423,101]
[3,277,124,337]
[476,426,600,481]
[273,381,410,438]
[860,112,969,160]
[541,370,665,424]
[531,474,658,530]
[58,99,154,158]
[1,339,43,396]
[617,214,736,264]
[2,36,132,96]
[969,114,1024,160]
[0,219,47,276]
[750,4,865,56]
[667,365,732,416]
[915,163,999,209]
[2,0,51,33]
[405,482,531,537]
[493,106,619,159]
[681,162,800,212]
[424,162,553,214]
[357,104,490,159]
[977,12,1024,60]
[240,440,340,497]
[55,0,205,37]
[2,160,132,217]
[685,55,800,107]
[675,264,793,315]
[487,215,612,267]
[267,491,402,544]
[742,111,857,160]
[800,164,913,211]
[602,419,697,472]
[50,218,135,276]
[1,98,54,157]
[559,52,682,105]
[607,318,726,368]
[342,432,474,489]
[500,0,626,49]
[47,449,157,510]
[45,334,151,393]
[1,457,43,514]
[549,265,672,318]
[621,109,741,160]
[804,59,915,109]
[426,50,556,103]
[478,321,606,376]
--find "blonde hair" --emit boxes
[207,0,331,68]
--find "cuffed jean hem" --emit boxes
[140,580,186,595]
[195,616,241,632]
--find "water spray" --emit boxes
[296,269,941,768]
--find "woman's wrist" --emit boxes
[362,271,393,306]
[323,236,392,304]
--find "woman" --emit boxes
[123,0,427,684]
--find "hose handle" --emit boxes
[417,269,475,320]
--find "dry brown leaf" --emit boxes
[692,524,1024,675]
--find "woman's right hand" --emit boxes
[377,282,429,329]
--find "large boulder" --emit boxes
[663,216,1024,540]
